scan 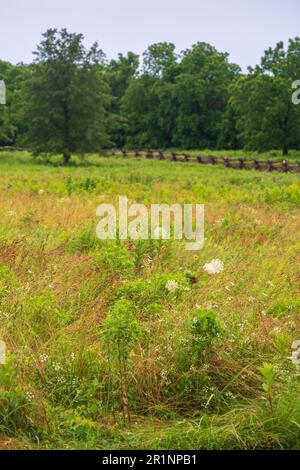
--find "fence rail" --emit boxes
[110,149,300,173]
[0,146,32,152]
[0,146,300,173]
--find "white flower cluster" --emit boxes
[203,259,224,275]
[165,280,179,293]
[53,362,63,372]
[165,279,190,293]
[288,340,300,366]
[39,354,49,363]
[25,391,35,401]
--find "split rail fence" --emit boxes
[110,149,300,173]
[1,147,300,173]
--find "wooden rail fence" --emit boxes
[110,149,300,173]
[0,146,300,173]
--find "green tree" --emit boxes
[142,42,177,78]
[230,38,300,156]
[121,73,161,147]
[106,52,139,147]
[172,43,240,148]
[121,43,178,148]
[25,28,113,163]
[0,61,29,146]
[121,41,239,149]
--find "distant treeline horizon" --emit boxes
[0,29,300,162]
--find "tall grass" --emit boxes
[0,152,299,449]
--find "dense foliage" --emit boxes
[0,29,300,157]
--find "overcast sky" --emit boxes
[0,0,299,70]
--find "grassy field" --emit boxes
[0,151,300,450]
[178,149,300,160]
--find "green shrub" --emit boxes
[188,308,223,356]
[93,242,133,273]
[110,274,190,318]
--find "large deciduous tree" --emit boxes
[227,38,300,156]
[25,28,113,163]
[172,43,240,148]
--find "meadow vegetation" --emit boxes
[0,151,299,449]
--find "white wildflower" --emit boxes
[160,370,168,380]
[203,259,224,275]
[165,279,179,293]
[288,351,300,366]
[288,340,300,366]
[0,340,6,364]
[181,286,191,292]
[38,189,44,195]
[25,391,34,401]
[39,354,49,363]
[292,340,300,350]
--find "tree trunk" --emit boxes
[63,151,71,164]
[282,146,288,157]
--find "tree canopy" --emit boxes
[23,29,113,163]
[0,30,300,159]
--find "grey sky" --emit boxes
[0,0,299,70]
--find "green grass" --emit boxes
[184,149,300,160]
[0,152,299,450]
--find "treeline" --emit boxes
[0,28,300,162]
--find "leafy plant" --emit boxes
[93,242,133,273]
[188,308,223,357]
[101,299,141,424]
[259,362,276,415]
